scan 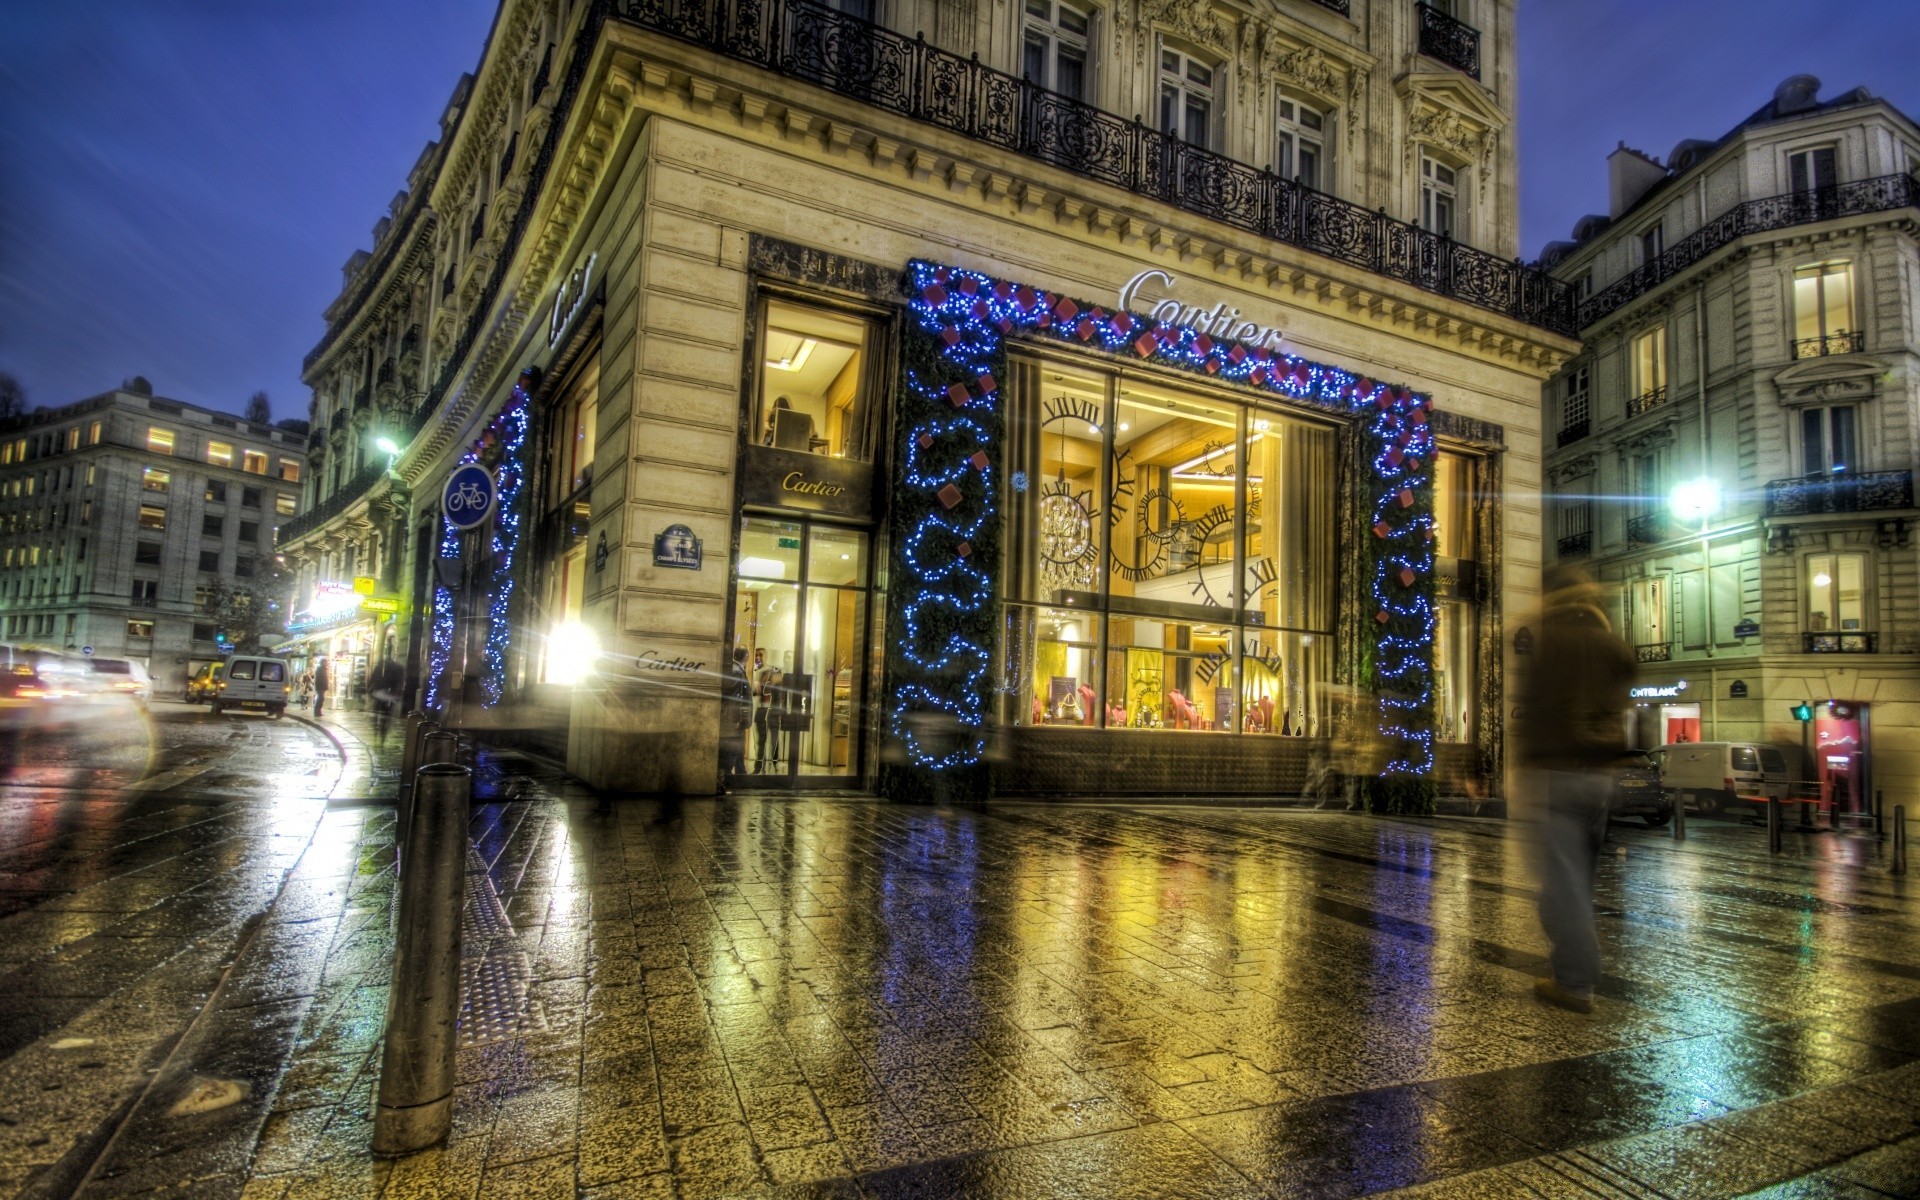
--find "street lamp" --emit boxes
[1668,477,1721,524]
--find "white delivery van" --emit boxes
[210,655,293,718]
[1655,741,1790,816]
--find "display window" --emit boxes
[536,350,598,685]
[1001,353,1336,733]
[1432,450,1482,745]
[756,298,880,461]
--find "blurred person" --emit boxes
[1519,564,1636,1014]
[294,668,313,709]
[312,656,332,720]
[751,648,775,771]
[368,656,404,744]
[720,646,751,792]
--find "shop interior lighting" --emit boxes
[545,620,599,686]
[739,556,787,578]
[765,337,817,372]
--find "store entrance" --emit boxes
[734,516,873,786]
[1815,701,1869,817]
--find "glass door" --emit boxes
[734,516,872,784]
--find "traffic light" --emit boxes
[1790,701,1813,722]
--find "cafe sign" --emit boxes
[1118,269,1287,352]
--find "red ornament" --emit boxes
[1134,333,1159,358]
[969,450,990,471]
[977,371,997,394]
[937,483,963,509]
[1076,317,1096,342]
[958,275,978,295]
[946,382,971,408]
[922,284,948,307]
[1111,311,1134,335]
[1195,333,1214,356]
[1016,285,1038,311]
[972,299,991,322]
[955,541,972,559]
[1398,567,1416,588]
[934,267,951,284]
[1375,610,1390,625]
[1372,521,1391,538]
[1053,297,1079,321]
[993,281,1012,300]
[1227,345,1246,364]
[1250,366,1269,385]
[1397,489,1414,509]
[917,432,933,449]
[940,326,961,347]
[1385,447,1403,468]
[1410,409,1428,426]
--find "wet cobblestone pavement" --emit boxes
[4,715,1918,1198]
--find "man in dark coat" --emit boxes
[312,657,332,720]
[1518,565,1637,1013]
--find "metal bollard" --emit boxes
[373,763,471,1156]
[1876,789,1885,840]
[398,713,429,801]
[1894,805,1908,875]
[1767,798,1782,855]
[1671,791,1686,842]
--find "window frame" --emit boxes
[1419,152,1462,239]
[1022,0,1094,103]
[1157,42,1219,151]
[1792,260,1856,356]
[1275,93,1330,192]
[1799,404,1859,476]
[1804,550,1870,633]
[1631,326,1668,401]
[147,427,176,455]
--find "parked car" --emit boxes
[1611,749,1672,826]
[82,657,151,707]
[208,655,292,718]
[185,662,223,703]
[1657,741,1791,816]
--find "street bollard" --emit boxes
[1671,791,1686,842]
[373,763,471,1156]
[1894,805,1908,875]
[1876,789,1885,840]
[1767,798,1782,855]
[398,713,429,801]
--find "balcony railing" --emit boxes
[1625,385,1669,419]
[1578,174,1920,328]
[1415,3,1480,78]
[277,461,387,544]
[1556,530,1591,557]
[1310,0,1351,12]
[1793,330,1864,359]
[1636,641,1671,663]
[611,0,1569,333]
[1764,469,1914,517]
[1804,631,1876,654]
[1556,419,1589,447]
[1627,511,1670,547]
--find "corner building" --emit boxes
[282,0,1577,798]
[1539,77,1920,810]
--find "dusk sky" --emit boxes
[1,1,1916,420]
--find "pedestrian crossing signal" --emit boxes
[1790,702,1813,722]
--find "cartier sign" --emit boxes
[742,445,871,518]
[1118,269,1286,351]
[548,252,596,346]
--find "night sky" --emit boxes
[1,1,1915,419]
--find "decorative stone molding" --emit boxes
[1619,421,1676,455]
[1546,452,1596,485]
[1140,0,1231,55]
[1771,356,1887,406]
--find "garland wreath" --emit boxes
[891,260,1435,808]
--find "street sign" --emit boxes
[442,464,496,530]
[360,597,402,615]
[1729,679,1748,699]
[81,645,93,656]
[352,576,377,595]
[1734,619,1760,638]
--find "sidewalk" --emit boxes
[95,760,1920,1199]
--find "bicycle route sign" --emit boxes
[442,464,497,530]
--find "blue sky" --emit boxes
[1,1,1916,418]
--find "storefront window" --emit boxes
[537,352,598,684]
[756,298,878,461]
[1432,451,1482,744]
[1002,354,1336,734]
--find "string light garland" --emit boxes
[899,260,1436,796]
[425,375,534,713]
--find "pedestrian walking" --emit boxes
[312,657,332,720]
[720,647,752,792]
[368,656,403,744]
[1519,565,1637,1014]
[294,669,313,709]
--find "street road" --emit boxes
[0,701,343,1196]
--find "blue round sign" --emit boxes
[442,464,497,530]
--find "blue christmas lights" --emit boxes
[424,378,533,713]
[902,259,1437,779]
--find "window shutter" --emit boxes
[1680,573,1707,649]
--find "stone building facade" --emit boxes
[281,0,1577,798]
[0,388,307,693]
[1539,76,1920,810]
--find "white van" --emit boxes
[210,655,293,718]
[1652,741,1790,816]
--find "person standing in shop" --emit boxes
[721,647,752,792]
[1519,564,1636,1015]
[751,649,776,771]
[312,656,332,721]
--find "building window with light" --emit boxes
[207,441,234,467]
[1419,154,1460,238]
[1432,451,1483,744]
[242,450,268,475]
[1023,0,1092,102]
[755,298,882,461]
[1000,355,1336,734]
[1793,261,1855,358]
[1631,326,1667,409]
[147,427,175,455]
[536,346,601,685]
[1629,576,1668,653]
[143,467,171,493]
[1276,96,1328,191]
[1158,46,1216,150]
[1805,552,1867,633]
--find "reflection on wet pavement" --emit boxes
[199,779,1920,1200]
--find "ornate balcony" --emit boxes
[1636,641,1671,663]
[1625,385,1669,419]
[1556,419,1589,448]
[1415,4,1480,78]
[1556,530,1591,557]
[1804,631,1876,654]
[1310,0,1351,11]
[1627,511,1671,548]
[1793,330,1864,359]
[1578,174,1920,329]
[1764,469,1913,517]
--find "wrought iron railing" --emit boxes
[1804,631,1875,654]
[1636,641,1671,663]
[277,460,387,544]
[1627,511,1670,547]
[1578,174,1920,328]
[1556,419,1589,447]
[609,0,1570,333]
[1764,469,1914,517]
[1310,0,1351,12]
[1556,530,1591,557]
[1625,385,1668,419]
[1415,4,1480,78]
[1793,330,1864,359]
